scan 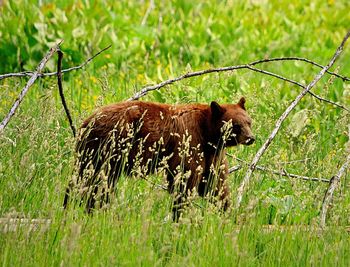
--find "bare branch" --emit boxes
[53,44,112,76]
[57,49,76,137]
[127,64,247,101]
[254,165,330,183]
[246,65,350,112]
[0,45,112,80]
[220,146,328,182]
[127,57,350,113]
[0,42,61,132]
[127,56,350,101]
[235,30,350,209]
[228,165,243,172]
[228,159,330,183]
[320,153,350,227]
[0,71,34,79]
[249,57,350,82]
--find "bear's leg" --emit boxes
[215,178,231,211]
[171,174,200,221]
[213,159,231,211]
[63,183,71,210]
[166,170,175,193]
[86,184,99,213]
[98,156,126,210]
[198,156,231,212]
[169,172,190,222]
[172,191,188,222]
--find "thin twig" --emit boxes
[320,154,350,227]
[228,156,326,181]
[235,30,350,209]
[218,144,327,182]
[0,71,34,79]
[127,58,350,112]
[53,45,112,76]
[0,45,112,80]
[127,64,246,100]
[255,165,330,183]
[57,49,76,137]
[277,158,311,164]
[228,158,330,183]
[249,57,350,82]
[228,165,243,172]
[0,42,61,132]
[2,55,348,82]
[246,65,350,112]
[127,56,350,101]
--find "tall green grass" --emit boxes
[0,0,350,266]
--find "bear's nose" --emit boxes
[245,136,255,145]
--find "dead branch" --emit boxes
[246,65,350,112]
[320,153,350,227]
[228,165,243,172]
[249,57,350,82]
[278,158,311,164]
[228,159,330,183]
[127,58,350,112]
[235,30,350,209]
[0,45,112,80]
[57,49,76,137]
[0,71,34,80]
[0,42,61,132]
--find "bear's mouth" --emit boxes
[243,137,255,146]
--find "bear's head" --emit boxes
[210,97,255,147]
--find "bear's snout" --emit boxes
[244,136,255,145]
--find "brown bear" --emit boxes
[64,98,254,221]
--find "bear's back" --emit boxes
[81,101,209,139]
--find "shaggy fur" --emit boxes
[64,98,254,220]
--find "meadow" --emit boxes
[0,0,350,266]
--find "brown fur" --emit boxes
[64,98,254,220]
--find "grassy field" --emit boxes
[1,0,350,266]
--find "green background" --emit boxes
[0,0,350,266]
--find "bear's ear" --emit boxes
[211,101,225,118]
[238,97,246,110]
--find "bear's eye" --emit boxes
[232,123,241,133]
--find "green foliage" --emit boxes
[1,0,350,266]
